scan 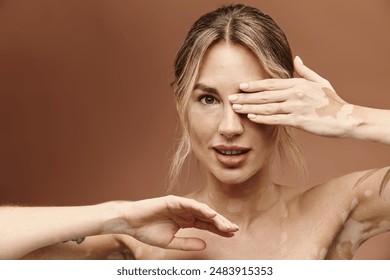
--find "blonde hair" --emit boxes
[169,4,306,189]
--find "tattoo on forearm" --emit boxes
[62,237,86,245]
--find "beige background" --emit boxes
[0,0,389,259]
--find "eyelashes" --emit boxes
[197,94,220,105]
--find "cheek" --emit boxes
[188,108,220,146]
[250,123,278,151]
[188,119,214,149]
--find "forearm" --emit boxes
[0,201,129,259]
[348,105,390,145]
[21,234,132,260]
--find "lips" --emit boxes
[213,145,250,167]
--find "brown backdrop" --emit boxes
[0,0,389,259]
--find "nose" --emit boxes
[218,104,244,138]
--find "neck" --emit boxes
[194,167,281,228]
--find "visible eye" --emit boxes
[199,95,219,105]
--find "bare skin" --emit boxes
[118,167,390,260]
[113,43,390,260]
[18,42,390,260]
[2,195,238,259]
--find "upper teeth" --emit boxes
[219,150,245,155]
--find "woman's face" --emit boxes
[187,41,277,185]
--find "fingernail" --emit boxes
[295,56,304,65]
[232,104,243,110]
[248,114,257,119]
[239,83,249,90]
[228,95,238,101]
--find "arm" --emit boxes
[229,56,390,145]
[0,195,238,259]
[348,106,390,145]
[228,58,390,243]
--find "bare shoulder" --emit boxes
[301,167,390,206]
[304,167,390,249]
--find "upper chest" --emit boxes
[135,187,362,259]
[136,196,355,260]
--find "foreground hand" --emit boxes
[229,56,360,137]
[114,196,238,251]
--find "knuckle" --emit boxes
[266,79,277,90]
[257,93,268,103]
[269,115,279,123]
[264,105,274,114]
[323,78,330,85]
[165,195,176,201]
[295,89,305,99]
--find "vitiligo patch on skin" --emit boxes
[362,220,390,239]
[226,200,242,213]
[353,167,390,196]
[314,88,342,118]
[311,88,361,136]
[106,249,133,260]
[363,190,373,197]
[340,211,349,224]
[350,198,358,210]
[337,219,371,256]
[280,232,288,244]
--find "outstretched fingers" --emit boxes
[165,216,237,251]
[165,196,239,233]
[229,90,290,105]
[193,216,237,237]
[239,78,295,93]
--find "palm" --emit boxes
[125,196,236,251]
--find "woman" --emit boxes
[117,4,390,259]
[8,4,390,259]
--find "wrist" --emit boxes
[340,104,365,139]
[98,201,134,236]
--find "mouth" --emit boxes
[215,149,249,156]
[212,145,250,167]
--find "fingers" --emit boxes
[294,56,333,89]
[164,196,216,219]
[193,217,236,237]
[165,196,239,233]
[229,90,290,104]
[247,114,293,126]
[232,102,290,115]
[237,56,333,94]
[239,78,295,93]
[165,217,237,251]
[233,103,295,126]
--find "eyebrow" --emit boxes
[193,83,219,95]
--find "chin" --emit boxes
[213,169,252,185]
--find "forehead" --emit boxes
[196,41,267,93]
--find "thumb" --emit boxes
[294,56,334,89]
[167,236,207,251]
